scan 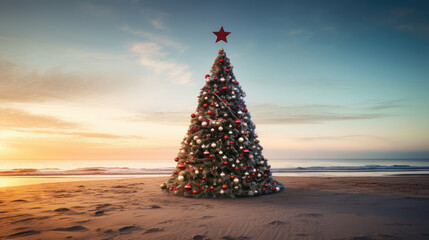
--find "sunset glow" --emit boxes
[0,0,428,162]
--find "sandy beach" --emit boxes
[0,176,428,240]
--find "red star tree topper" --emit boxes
[213,26,231,43]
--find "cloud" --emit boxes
[0,107,79,129]
[251,103,387,124]
[122,25,185,52]
[122,100,403,126]
[296,135,367,142]
[130,42,192,85]
[151,19,166,30]
[0,59,133,103]
[10,128,144,140]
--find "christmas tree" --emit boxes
[160,44,284,198]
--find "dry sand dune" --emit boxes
[0,176,428,240]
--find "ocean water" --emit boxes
[0,159,428,188]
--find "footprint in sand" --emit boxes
[118,225,142,234]
[296,213,324,218]
[143,228,163,234]
[53,226,88,232]
[268,220,288,226]
[6,230,41,238]
[190,235,209,240]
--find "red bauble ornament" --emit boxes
[219,59,224,63]
[230,175,235,179]
[178,163,185,170]
[212,168,215,171]
[224,135,229,139]
[209,154,214,158]
[208,110,212,114]
[205,74,210,78]
[222,184,228,190]
[174,157,179,162]
[204,150,210,156]
[225,69,229,72]
[169,186,174,191]
[203,104,208,108]
[235,120,241,124]
[224,161,228,165]
[243,108,248,112]
[184,184,192,192]
[185,160,190,164]
[210,186,214,190]
[202,176,206,180]
[191,113,196,118]
[272,187,276,191]
[199,167,203,171]
[215,91,219,94]
[222,86,228,90]
[214,77,218,81]
[206,134,210,138]
[174,171,178,174]
[247,165,251,168]
[243,149,250,154]
[264,174,268,178]
[264,183,269,187]
[193,189,198,194]
[210,103,214,106]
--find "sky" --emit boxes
[0,0,428,161]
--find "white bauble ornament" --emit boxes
[231,91,235,95]
[220,190,225,194]
[202,91,207,95]
[193,136,199,140]
[178,176,184,181]
[211,143,216,148]
[181,149,185,153]
[220,77,225,82]
[239,146,243,150]
[224,113,228,117]
[232,79,236,82]
[201,122,207,127]
[260,161,264,165]
[245,172,249,176]
[244,116,248,120]
[220,172,225,177]
[233,178,239,184]
[195,170,199,174]
[222,155,227,160]
[211,128,215,132]
[215,104,219,107]
[198,116,203,120]
[228,131,233,135]
[218,126,223,131]
[248,191,254,196]
[202,144,206,148]
[242,93,246,97]
[276,187,280,192]
[238,111,242,115]
[219,151,223,155]
[249,155,254,159]
[190,152,193,155]
[196,139,202,144]
[232,164,235,167]
[232,95,236,99]
[234,186,239,190]
[238,137,244,142]
[236,159,240,163]
[257,173,261,178]
[204,96,208,100]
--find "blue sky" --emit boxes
[0,0,428,160]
